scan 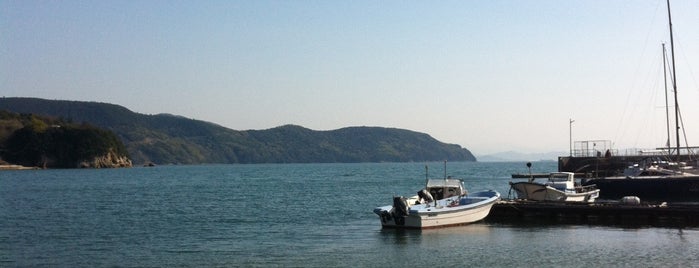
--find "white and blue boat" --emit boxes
[374,177,500,229]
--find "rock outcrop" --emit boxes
[78,149,133,168]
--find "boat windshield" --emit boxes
[426,178,463,188]
[425,178,466,199]
[549,173,573,182]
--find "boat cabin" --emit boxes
[425,177,467,200]
[545,172,576,193]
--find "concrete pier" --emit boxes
[487,200,699,227]
[558,154,698,177]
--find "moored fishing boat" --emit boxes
[374,189,500,229]
[510,171,600,202]
[373,164,500,229]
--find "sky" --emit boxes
[2,0,699,155]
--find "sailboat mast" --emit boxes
[666,0,680,159]
[663,43,671,156]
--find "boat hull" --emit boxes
[509,182,599,202]
[583,176,699,202]
[374,190,500,229]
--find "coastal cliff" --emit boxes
[0,110,132,168]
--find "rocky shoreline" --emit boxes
[1,150,133,170]
[77,150,133,168]
[0,164,39,170]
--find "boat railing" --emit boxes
[575,184,597,193]
[571,139,699,158]
[572,148,617,157]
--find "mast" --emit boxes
[666,0,680,159]
[663,43,671,156]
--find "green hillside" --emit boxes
[0,97,476,165]
[0,110,130,168]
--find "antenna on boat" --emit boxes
[443,160,447,180]
[526,162,533,183]
[425,165,429,185]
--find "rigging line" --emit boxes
[664,45,676,90]
[663,40,679,150]
[676,106,695,159]
[664,17,697,160]
[632,53,664,148]
[615,55,658,144]
[613,0,663,144]
[673,37,698,160]
[618,51,664,147]
[673,35,699,95]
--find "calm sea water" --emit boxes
[2,162,698,267]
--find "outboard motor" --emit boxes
[379,210,393,223]
[392,196,409,226]
[417,189,434,204]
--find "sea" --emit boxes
[2,161,698,267]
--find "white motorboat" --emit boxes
[509,172,600,202]
[374,176,500,229]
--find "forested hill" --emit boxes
[0,98,476,165]
[0,111,131,168]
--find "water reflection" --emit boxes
[378,228,422,245]
[377,223,493,245]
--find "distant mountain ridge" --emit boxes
[0,97,476,165]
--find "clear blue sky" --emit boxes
[2,0,698,155]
